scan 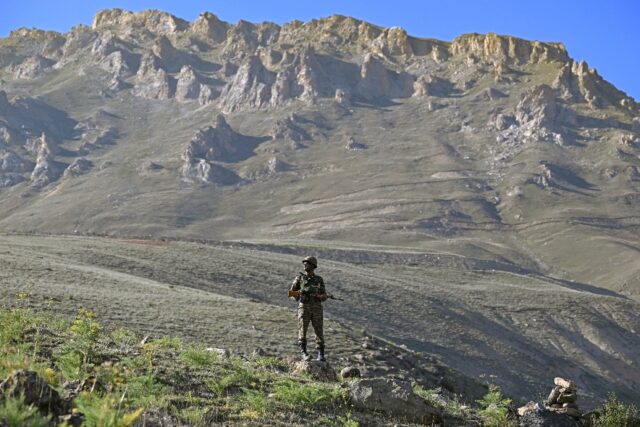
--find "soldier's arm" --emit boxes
[290,275,301,291]
[317,277,328,301]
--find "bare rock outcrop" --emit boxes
[60,25,96,60]
[269,114,310,146]
[371,27,413,57]
[222,20,280,60]
[92,9,188,35]
[175,65,201,101]
[1,151,34,174]
[348,378,440,424]
[0,151,32,187]
[181,116,249,185]
[493,84,575,148]
[553,60,638,111]
[30,134,63,188]
[13,55,55,79]
[292,361,337,382]
[133,53,174,100]
[190,12,230,43]
[63,157,93,177]
[218,56,275,112]
[152,36,182,70]
[515,84,559,130]
[90,32,138,78]
[450,33,569,65]
[183,115,241,162]
[412,74,454,97]
[356,54,414,101]
[270,46,325,105]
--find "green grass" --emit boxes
[179,345,219,368]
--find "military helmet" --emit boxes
[302,256,318,268]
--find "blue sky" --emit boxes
[1,0,639,100]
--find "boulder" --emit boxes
[518,409,582,427]
[292,360,337,382]
[518,401,542,417]
[269,115,309,143]
[553,378,576,390]
[340,366,361,378]
[412,74,453,97]
[347,377,440,424]
[345,137,367,151]
[64,157,93,177]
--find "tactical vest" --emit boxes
[298,273,323,302]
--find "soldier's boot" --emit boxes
[316,345,326,362]
[299,342,311,361]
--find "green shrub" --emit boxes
[54,349,83,379]
[179,346,218,368]
[236,388,272,419]
[476,384,516,427]
[0,308,32,348]
[206,362,257,398]
[110,328,139,348]
[0,394,50,427]
[74,392,143,427]
[273,378,341,408]
[594,393,640,427]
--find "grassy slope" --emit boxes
[0,234,638,410]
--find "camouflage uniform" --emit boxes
[290,272,326,350]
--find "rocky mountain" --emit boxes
[1,8,639,410]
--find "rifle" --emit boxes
[288,290,343,301]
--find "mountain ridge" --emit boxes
[0,8,639,410]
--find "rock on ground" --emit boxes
[347,377,440,424]
[291,360,337,382]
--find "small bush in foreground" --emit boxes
[594,393,640,427]
[0,394,50,427]
[476,384,516,427]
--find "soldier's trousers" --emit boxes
[297,303,324,349]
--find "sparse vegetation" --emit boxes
[593,393,640,427]
[476,384,516,427]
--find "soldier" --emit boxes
[290,256,328,361]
